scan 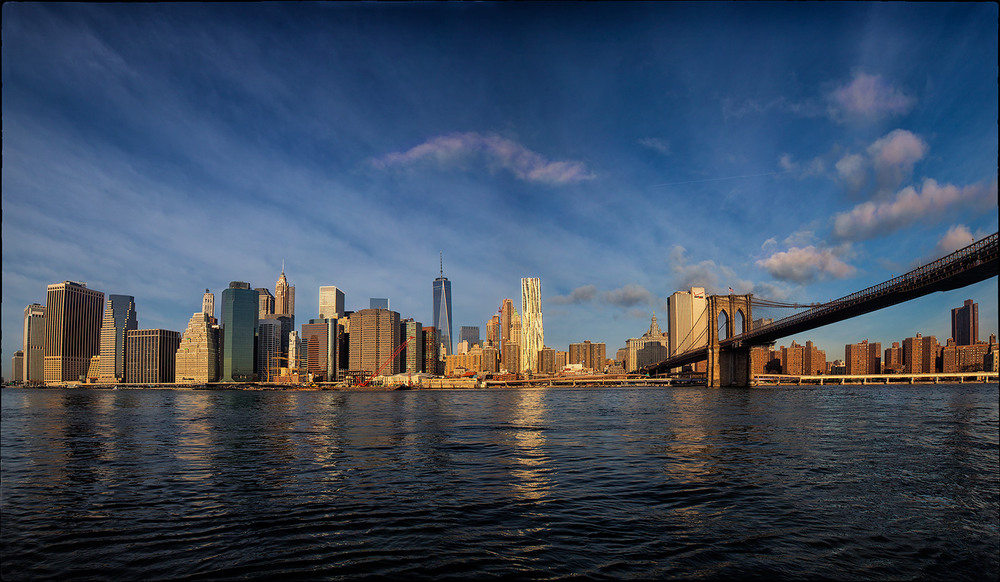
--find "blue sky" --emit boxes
[3,2,997,377]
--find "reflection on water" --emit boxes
[2,385,997,581]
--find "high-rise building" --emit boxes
[500,298,514,351]
[256,288,275,319]
[275,266,295,317]
[422,326,442,376]
[803,341,826,375]
[520,278,543,372]
[400,319,424,374]
[538,346,557,374]
[302,319,340,382]
[625,315,669,372]
[952,299,979,346]
[570,340,608,372]
[433,257,453,356]
[845,340,881,374]
[12,351,24,384]
[98,295,138,383]
[884,342,904,374]
[43,281,105,383]
[202,289,215,321]
[903,334,939,374]
[125,329,181,384]
[175,312,219,383]
[486,315,500,348]
[668,287,707,357]
[22,303,45,384]
[461,326,481,348]
[319,286,346,319]
[257,319,282,382]
[349,308,401,377]
[221,282,258,382]
[370,298,390,310]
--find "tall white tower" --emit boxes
[520,277,543,372]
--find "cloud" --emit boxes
[756,245,856,283]
[639,137,671,156]
[668,245,755,295]
[549,284,597,305]
[934,224,976,256]
[778,153,825,177]
[833,178,998,241]
[601,285,658,309]
[836,152,869,193]
[828,72,915,120]
[371,132,595,185]
[835,129,928,197]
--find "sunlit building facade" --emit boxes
[43,281,105,383]
[175,312,219,383]
[520,278,543,372]
[22,303,45,384]
[125,329,181,384]
[433,266,453,356]
[319,286,345,319]
[98,294,138,383]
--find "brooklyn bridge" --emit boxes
[644,232,999,386]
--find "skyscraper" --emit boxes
[952,299,979,346]
[221,282,258,382]
[175,312,219,383]
[370,298,390,310]
[256,288,275,318]
[668,287,708,357]
[319,286,345,319]
[433,255,453,356]
[275,265,295,317]
[400,318,424,374]
[125,329,181,384]
[202,289,215,321]
[98,294,138,383]
[520,277,543,372]
[22,303,45,384]
[302,319,339,382]
[257,319,282,382]
[349,308,401,377]
[486,315,500,348]
[43,281,105,383]
[500,299,514,350]
[461,326,481,348]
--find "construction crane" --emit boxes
[358,335,416,387]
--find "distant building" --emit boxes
[668,287,707,357]
[400,319,424,374]
[903,334,939,374]
[520,278,543,372]
[319,286,346,319]
[370,298,390,310]
[501,341,520,374]
[98,295,138,383]
[461,326,481,349]
[12,351,24,384]
[43,281,105,383]
[202,289,215,321]
[275,267,295,318]
[221,282,258,382]
[257,319,282,382]
[569,340,607,372]
[481,346,500,373]
[256,288,275,319]
[349,308,401,377]
[538,346,557,374]
[486,315,500,348]
[803,341,826,375]
[555,351,568,371]
[884,342,904,374]
[22,303,45,384]
[941,335,993,373]
[625,314,669,372]
[303,318,341,382]
[433,257,453,356]
[951,299,978,346]
[500,298,514,353]
[845,340,881,374]
[175,312,219,383]
[125,329,181,383]
[502,310,521,372]
[422,326,442,376]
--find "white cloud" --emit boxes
[833,178,998,241]
[756,245,856,283]
[868,129,928,192]
[639,137,671,156]
[778,153,825,177]
[371,132,595,185]
[828,72,915,120]
[835,152,869,193]
[934,224,976,256]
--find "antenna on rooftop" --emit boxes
[440,252,443,278]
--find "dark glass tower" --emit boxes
[222,282,258,382]
[432,254,453,356]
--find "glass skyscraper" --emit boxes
[222,282,258,382]
[433,258,453,356]
[98,294,137,382]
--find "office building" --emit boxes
[202,289,215,321]
[275,266,295,317]
[319,286,346,319]
[12,351,24,384]
[538,346,556,374]
[461,326,481,348]
[951,299,979,346]
[668,287,707,357]
[423,326,442,376]
[125,329,181,383]
[370,298,390,310]
[22,304,45,384]
[221,282,258,382]
[302,319,340,382]
[486,315,500,348]
[481,345,500,373]
[845,340,881,374]
[256,288,275,318]
[43,281,105,383]
[257,319,282,382]
[433,258,453,356]
[400,319,424,373]
[625,315,669,372]
[349,308,401,377]
[500,298,514,351]
[569,340,607,372]
[501,341,520,374]
[98,295,138,383]
[175,312,219,383]
[520,278,543,372]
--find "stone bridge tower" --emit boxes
[706,294,753,387]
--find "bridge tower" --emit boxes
[707,294,753,387]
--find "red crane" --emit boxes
[358,335,416,387]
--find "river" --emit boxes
[1,384,997,580]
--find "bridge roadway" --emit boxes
[648,231,999,375]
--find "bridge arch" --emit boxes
[717,310,730,340]
[735,308,747,334]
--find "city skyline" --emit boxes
[2,3,997,379]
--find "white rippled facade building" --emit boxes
[520,277,544,372]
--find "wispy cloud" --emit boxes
[601,285,658,309]
[833,178,997,241]
[371,132,595,185]
[639,137,671,156]
[836,129,928,197]
[827,72,915,121]
[756,245,856,283]
[549,284,598,305]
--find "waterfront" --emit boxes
[2,385,997,580]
